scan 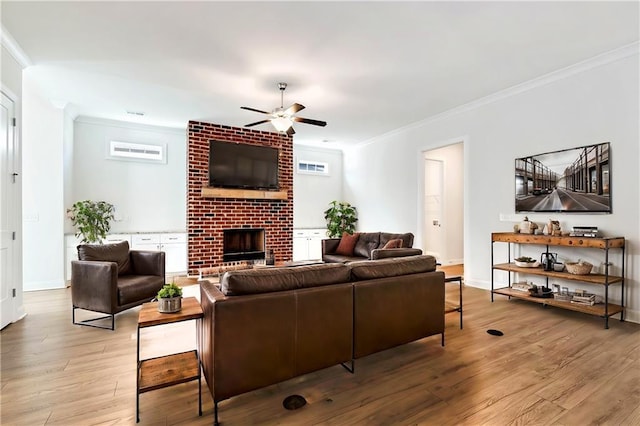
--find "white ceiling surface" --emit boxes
[2,1,639,148]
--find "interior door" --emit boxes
[423,158,444,262]
[1,92,16,329]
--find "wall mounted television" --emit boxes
[515,142,611,213]
[208,140,279,190]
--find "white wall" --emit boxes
[293,145,343,229]
[72,117,187,233]
[345,47,640,322]
[22,70,66,290]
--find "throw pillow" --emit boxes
[77,240,132,275]
[382,238,403,249]
[335,232,360,256]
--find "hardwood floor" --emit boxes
[2,276,639,425]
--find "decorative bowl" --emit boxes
[528,287,553,298]
[515,260,540,268]
[565,261,593,275]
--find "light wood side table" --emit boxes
[136,297,203,422]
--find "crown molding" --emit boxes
[1,24,32,68]
[356,41,640,149]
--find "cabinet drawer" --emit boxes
[160,233,187,244]
[104,234,131,244]
[132,234,161,245]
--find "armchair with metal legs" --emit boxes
[71,241,165,330]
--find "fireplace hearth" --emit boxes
[223,228,266,262]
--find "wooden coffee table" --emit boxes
[136,297,203,422]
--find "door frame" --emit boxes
[416,136,466,266]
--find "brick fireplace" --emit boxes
[187,121,293,275]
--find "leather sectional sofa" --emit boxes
[322,231,423,263]
[198,254,444,424]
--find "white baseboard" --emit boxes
[24,280,66,291]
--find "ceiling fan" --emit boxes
[241,82,327,136]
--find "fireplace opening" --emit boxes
[223,228,265,262]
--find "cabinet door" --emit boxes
[65,235,81,282]
[292,236,308,261]
[160,233,187,274]
[307,229,325,260]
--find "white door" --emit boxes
[423,158,444,262]
[1,93,16,329]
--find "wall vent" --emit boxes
[297,160,329,175]
[108,140,166,163]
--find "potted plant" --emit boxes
[67,200,115,244]
[323,201,358,238]
[156,282,183,313]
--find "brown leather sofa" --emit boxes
[322,231,423,263]
[71,241,165,330]
[198,255,444,424]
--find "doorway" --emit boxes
[1,92,17,329]
[422,142,464,266]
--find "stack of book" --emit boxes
[512,281,533,292]
[569,226,599,237]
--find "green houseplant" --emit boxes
[323,201,358,238]
[156,282,183,313]
[67,200,115,244]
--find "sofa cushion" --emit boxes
[221,263,351,296]
[77,241,132,276]
[382,238,403,249]
[349,255,437,281]
[379,232,414,249]
[335,232,360,256]
[353,232,380,258]
[117,274,164,306]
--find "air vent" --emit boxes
[297,160,329,175]
[108,140,166,163]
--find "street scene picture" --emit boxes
[515,142,611,213]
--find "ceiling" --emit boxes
[2,1,638,149]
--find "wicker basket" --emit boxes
[565,261,593,275]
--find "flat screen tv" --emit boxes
[209,140,279,190]
[515,142,611,213]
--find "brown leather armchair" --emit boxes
[71,241,165,330]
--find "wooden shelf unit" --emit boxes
[201,186,288,200]
[491,232,626,329]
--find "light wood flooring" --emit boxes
[2,270,639,425]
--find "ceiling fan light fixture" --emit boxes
[272,116,293,132]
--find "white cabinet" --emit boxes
[292,228,325,261]
[131,233,187,275]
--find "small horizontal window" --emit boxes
[108,140,166,163]
[297,160,329,175]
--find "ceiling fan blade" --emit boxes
[284,103,305,115]
[292,116,327,127]
[286,126,296,136]
[241,106,270,115]
[245,119,271,127]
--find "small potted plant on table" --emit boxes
[156,282,183,313]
